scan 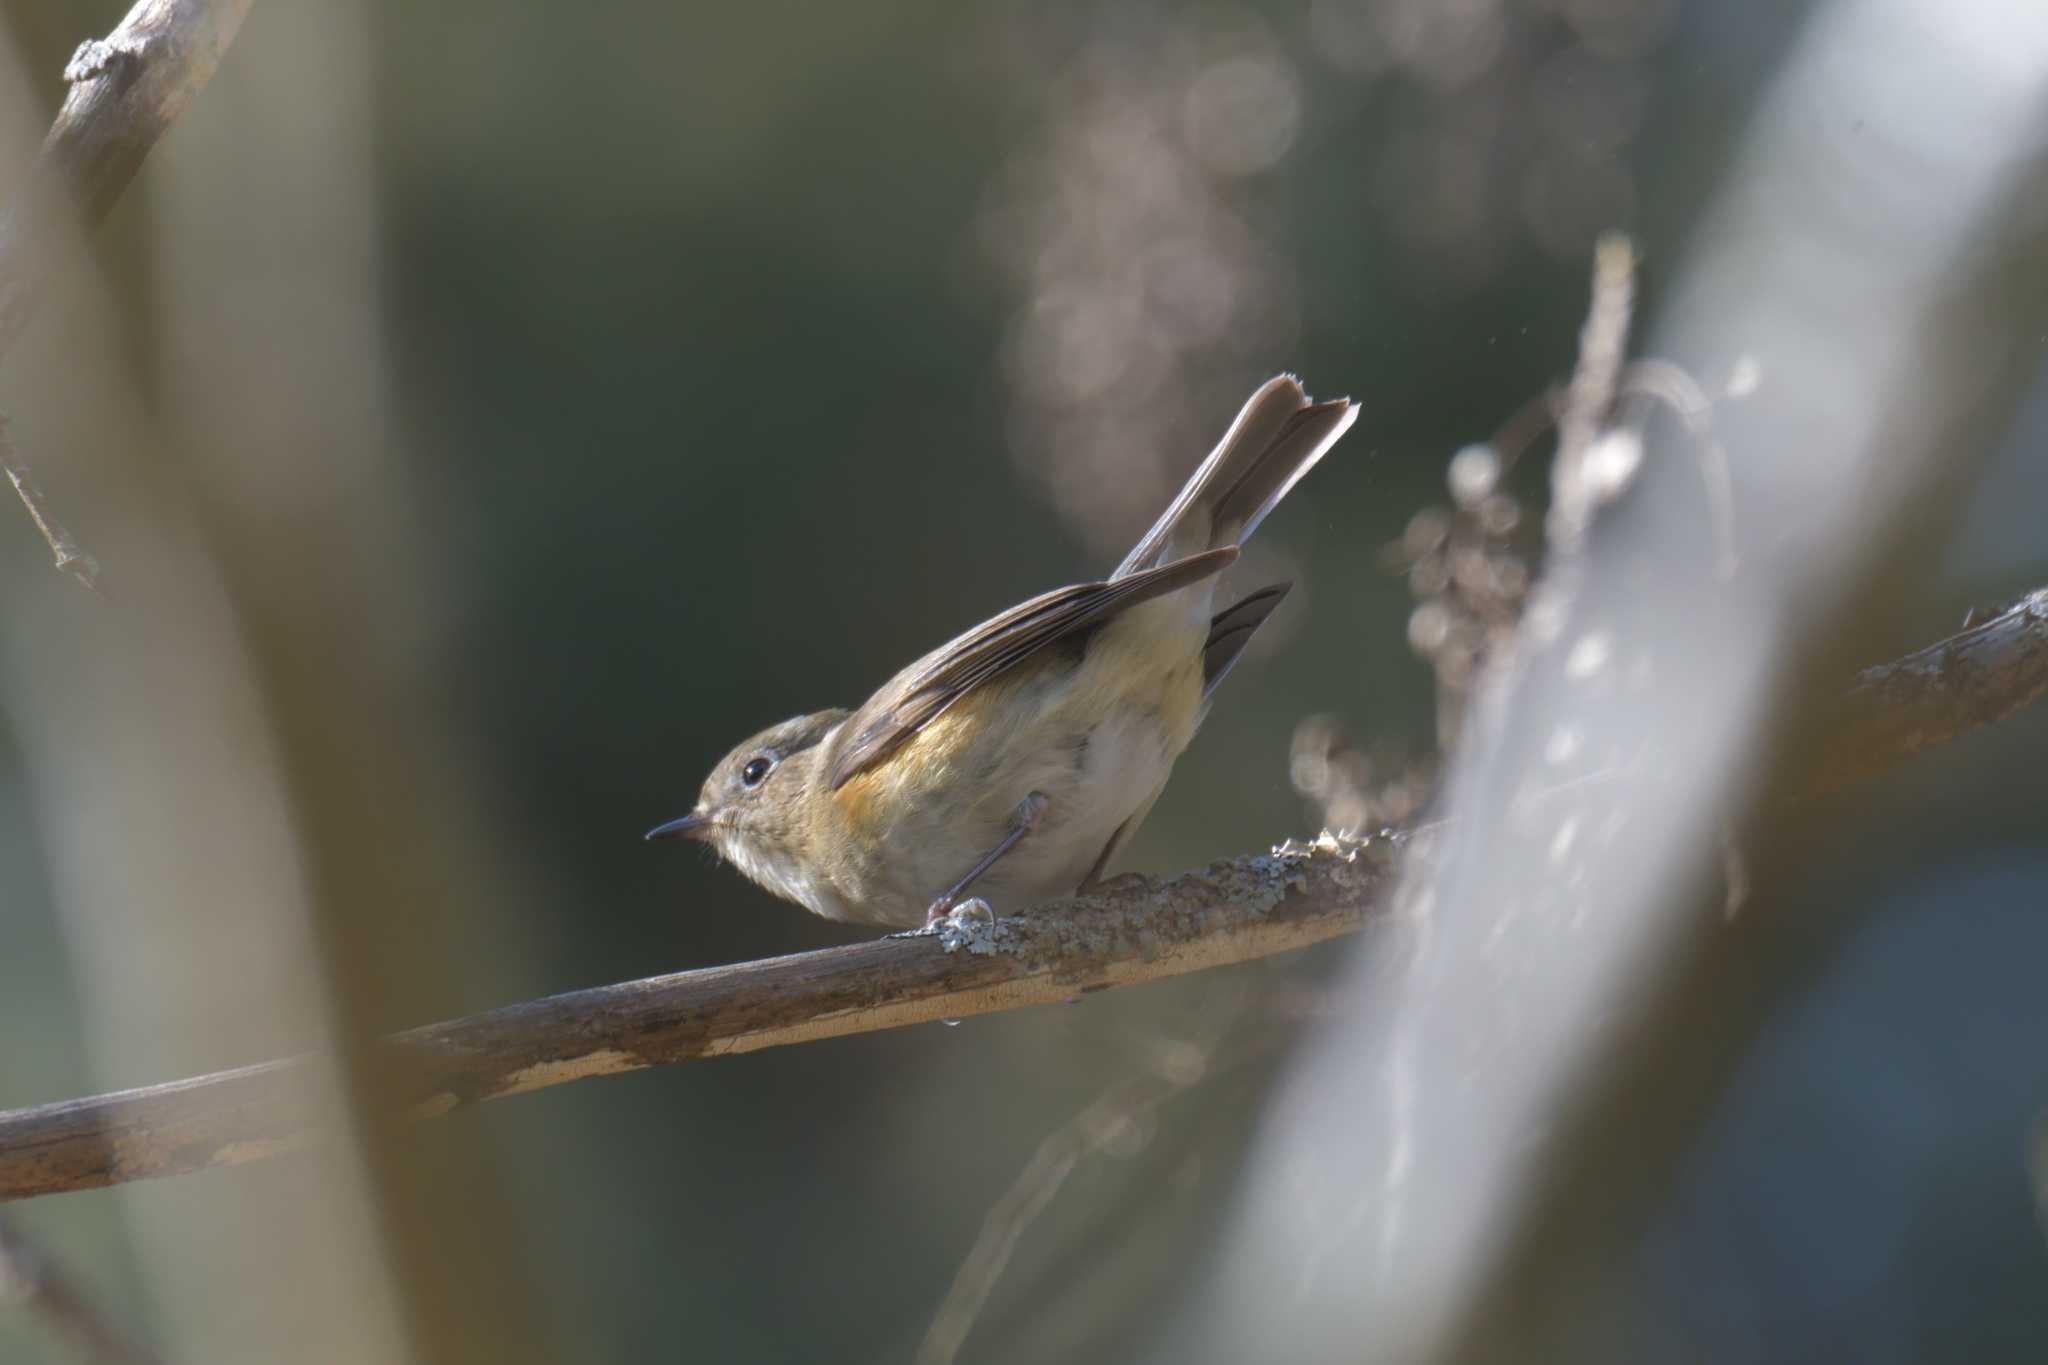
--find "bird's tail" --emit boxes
[1113,375,1358,579]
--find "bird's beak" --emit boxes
[644,811,713,843]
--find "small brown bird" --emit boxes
[648,375,1358,928]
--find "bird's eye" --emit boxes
[740,756,772,787]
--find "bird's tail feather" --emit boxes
[1113,375,1358,580]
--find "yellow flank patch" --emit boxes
[830,684,1005,833]
[1070,609,1205,749]
[830,767,882,832]
[827,607,1206,837]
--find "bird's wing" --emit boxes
[826,546,1237,791]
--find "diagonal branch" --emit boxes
[0,0,256,581]
[0,585,2043,1205]
[0,0,255,358]
[1804,587,2048,795]
[0,841,1393,1203]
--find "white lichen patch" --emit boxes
[64,33,149,83]
[937,898,1011,955]
[1230,828,1388,911]
[1271,827,1383,863]
[958,826,1399,963]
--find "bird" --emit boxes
[647,375,1359,929]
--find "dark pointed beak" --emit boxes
[644,812,712,843]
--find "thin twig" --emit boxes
[1558,233,1634,460]
[0,415,98,588]
[914,1093,1103,1365]
[1546,232,1638,550]
[916,1033,1258,1365]
[1614,358,1740,578]
[0,1216,164,1365]
[0,587,2044,1205]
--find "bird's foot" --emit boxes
[932,897,999,953]
[890,897,1002,953]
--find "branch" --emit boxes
[1803,587,2048,795]
[0,842,1393,1203]
[0,0,255,580]
[0,587,2043,1204]
[0,0,254,358]
[0,414,98,587]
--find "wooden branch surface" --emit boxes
[0,588,2042,1204]
[0,0,255,582]
[1805,587,2048,794]
[0,843,1393,1203]
[0,0,255,359]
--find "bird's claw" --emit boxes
[889,897,1002,952]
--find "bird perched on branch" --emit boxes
[648,375,1359,929]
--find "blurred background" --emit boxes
[0,0,2043,1361]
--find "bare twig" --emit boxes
[917,1033,1254,1365]
[914,1088,1120,1365]
[0,415,98,588]
[0,1216,163,1365]
[0,0,256,579]
[0,587,2043,1205]
[1548,232,1638,548]
[1802,587,2048,796]
[1559,233,1634,456]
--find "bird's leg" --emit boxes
[924,792,1050,926]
